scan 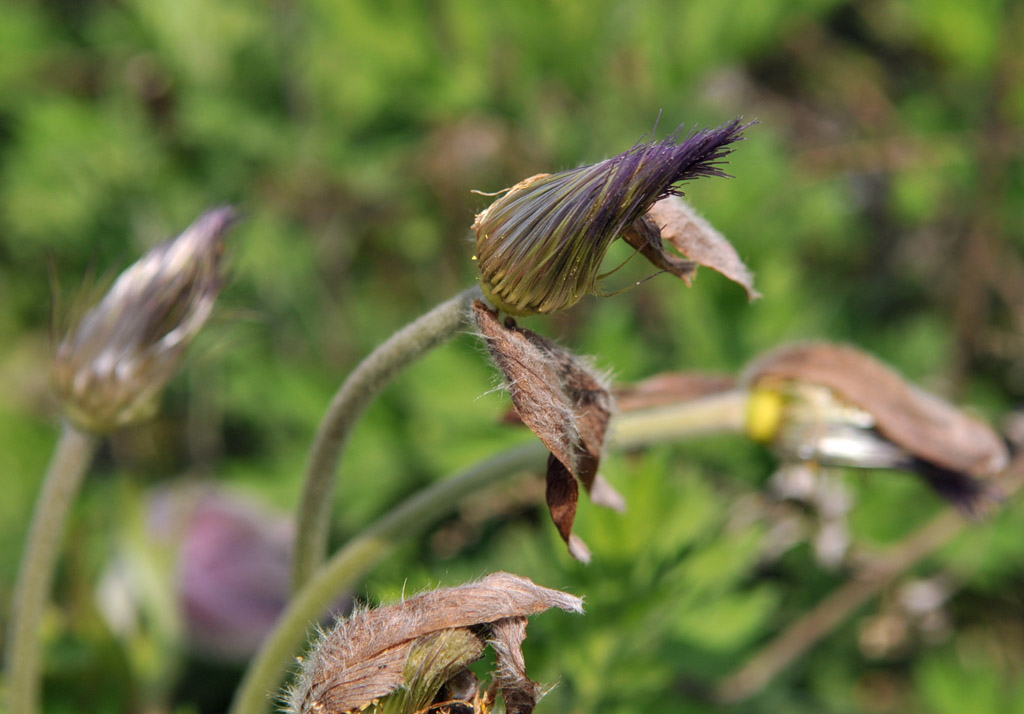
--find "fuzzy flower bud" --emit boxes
[53,207,237,433]
[286,572,583,714]
[472,119,749,315]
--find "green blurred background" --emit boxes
[2,0,1024,712]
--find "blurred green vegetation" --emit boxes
[2,0,1024,712]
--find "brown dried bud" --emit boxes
[53,207,237,433]
[743,342,1009,513]
[285,572,583,714]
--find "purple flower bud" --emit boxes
[98,484,337,664]
[472,120,749,314]
[171,488,295,662]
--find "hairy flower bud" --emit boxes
[472,119,750,315]
[286,572,583,714]
[53,207,237,433]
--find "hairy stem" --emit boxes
[4,423,100,714]
[232,391,750,714]
[293,285,483,589]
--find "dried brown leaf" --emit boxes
[744,342,1008,478]
[540,331,613,493]
[621,214,698,283]
[641,195,760,300]
[289,572,583,713]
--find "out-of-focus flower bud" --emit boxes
[743,342,1009,514]
[54,207,237,433]
[97,483,325,665]
[472,120,750,315]
[286,572,583,714]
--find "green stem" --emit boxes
[231,389,751,714]
[4,422,100,714]
[293,285,483,589]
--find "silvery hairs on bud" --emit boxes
[285,572,583,714]
[53,207,237,433]
[473,119,751,315]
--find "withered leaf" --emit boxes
[288,572,583,714]
[744,342,1008,479]
[589,473,627,513]
[635,195,760,300]
[621,214,698,284]
[473,301,618,561]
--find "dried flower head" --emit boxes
[743,342,1009,513]
[472,119,752,315]
[285,572,583,714]
[53,207,237,433]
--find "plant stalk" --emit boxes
[293,285,483,589]
[232,390,750,714]
[4,422,100,714]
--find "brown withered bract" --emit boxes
[473,301,621,562]
[744,341,1009,512]
[627,195,760,301]
[285,572,583,714]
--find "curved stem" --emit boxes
[4,422,100,714]
[231,391,750,714]
[293,285,483,589]
[230,442,546,714]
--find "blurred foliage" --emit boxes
[2,0,1024,712]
